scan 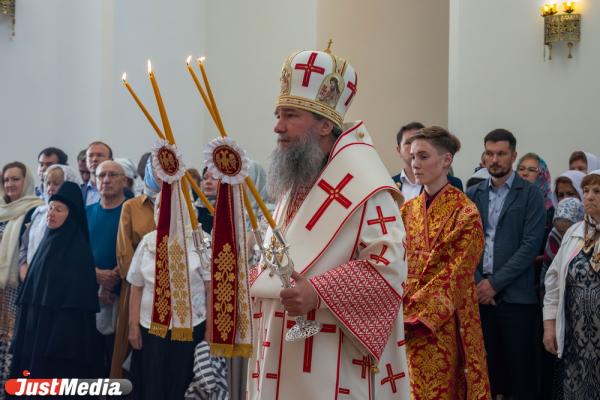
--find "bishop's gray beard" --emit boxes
[267,132,327,202]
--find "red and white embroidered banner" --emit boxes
[206,136,253,357]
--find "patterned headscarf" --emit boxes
[518,154,552,209]
[554,197,584,224]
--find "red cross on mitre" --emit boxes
[370,244,390,266]
[295,52,326,87]
[367,206,397,235]
[305,173,354,231]
[380,363,405,394]
[286,311,337,373]
[344,72,357,106]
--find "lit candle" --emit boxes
[122,73,166,141]
[563,1,575,13]
[121,71,215,215]
[148,60,176,145]
[181,178,199,230]
[186,56,220,129]
[198,57,226,136]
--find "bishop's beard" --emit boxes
[267,130,327,202]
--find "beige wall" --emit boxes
[317,0,449,175]
[449,0,600,182]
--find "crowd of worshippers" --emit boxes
[0,124,598,399]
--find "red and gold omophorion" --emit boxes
[401,184,491,400]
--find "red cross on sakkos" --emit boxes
[295,52,325,87]
[305,173,354,231]
[367,206,397,235]
[286,310,337,373]
[370,245,390,266]
[380,363,406,394]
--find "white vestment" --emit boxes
[247,122,410,400]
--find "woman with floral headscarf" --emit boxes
[0,161,43,394]
[543,169,600,399]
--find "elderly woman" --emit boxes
[517,153,553,210]
[543,169,600,399]
[10,182,101,378]
[127,203,211,399]
[19,164,82,280]
[0,161,43,388]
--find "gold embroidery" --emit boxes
[214,243,236,341]
[169,240,190,325]
[155,235,171,323]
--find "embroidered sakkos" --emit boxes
[247,122,410,400]
[401,185,491,400]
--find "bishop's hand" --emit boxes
[280,271,319,317]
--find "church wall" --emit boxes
[0,0,316,178]
[449,0,600,182]
[204,0,317,170]
[316,0,450,177]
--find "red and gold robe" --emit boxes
[401,185,490,400]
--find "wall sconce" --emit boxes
[541,2,581,60]
[0,0,15,37]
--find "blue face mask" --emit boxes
[144,156,161,197]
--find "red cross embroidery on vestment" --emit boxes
[380,363,405,393]
[286,310,337,373]
[352,356,373,379]
[261,329,270,359]
[344,73,357,106]
[294,52,325,87]
[305,173,354,231]
[367,206,397,235]
[338,388,351,395]
[251,361,261,391]
[370,244,390,266]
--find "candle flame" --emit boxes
[198,56,206,63]
[147,60,152,74]
[121,72,127,82]
[186,55,192,65]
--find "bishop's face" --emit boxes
[273,107,322,150]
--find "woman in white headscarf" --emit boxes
[0,161,43,393]
[551,170,585,207]
[20,164,82,279]
[543,169,600,399]
[568,151,600,173]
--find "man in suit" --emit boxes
[467,129,546,400]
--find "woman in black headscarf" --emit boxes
[10,182,101,378]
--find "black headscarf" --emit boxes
[17,181,99,312]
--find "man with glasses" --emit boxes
[83,141,113,206]
[86,160,127,376]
